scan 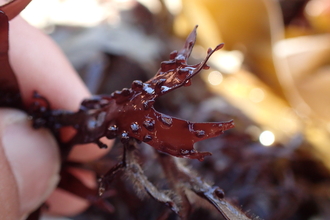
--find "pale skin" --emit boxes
[0,2,113,219]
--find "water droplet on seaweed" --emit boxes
[106,125,118,139]
[130,122,140,133]
[143,134,152,142]
[160,115,172,127]
[161,86,170,93]
[111,90,121,99]
[132,80,143,91]
[143,100,155,110]
[180,149,190,155]
[121,88,131,96]
[143,83,155,95]
[175,54,185,63]
[143,118,155,131]
[121,131,129,144]
[195,130,205,137]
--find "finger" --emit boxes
[7,16,113,162]
[6,14,112,216]
[0,108,60,219]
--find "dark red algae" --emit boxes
[30,26,234,161]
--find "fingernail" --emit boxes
[1,110,60,217]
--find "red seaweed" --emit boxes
[27,25,249,219]
[30,26,234,161]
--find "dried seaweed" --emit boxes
[98,139,252,220]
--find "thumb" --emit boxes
[0,108,60,219]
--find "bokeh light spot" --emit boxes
[259,130,275,146]
[207,71,223,86]
[249,88,265,103]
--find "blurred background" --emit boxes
[18,0,330,219]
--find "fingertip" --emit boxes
[8,16,91,110]
[0,108,60,218]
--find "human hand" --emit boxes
[0,5,112,219]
